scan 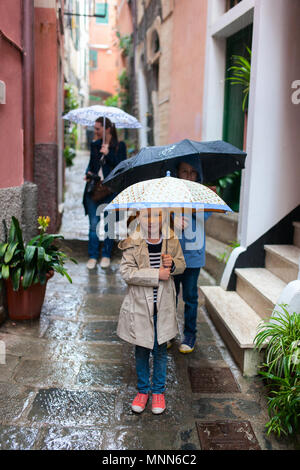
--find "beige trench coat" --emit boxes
[117,232,186,349]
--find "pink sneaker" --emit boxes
[152,393,166,414]
[131,393,149,413]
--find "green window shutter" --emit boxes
[223,24,253,150]
[89,50,98,70]
[221,24,253,211]
[75,0,80,50]
[95,3,109,24]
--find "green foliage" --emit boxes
[260,369,300,438]
[216,171,240,194]
[64,83,79,167]
[227,46,251,112]
[63,146,76,167]
[217,239,240,264]
[116,31,133,57]
[213,170,241,212]
[118,69,129,90]
[254,304,300,437]
[117,69,130,113]
[0,216,77,291]
[64,83,79,114]
[104,94,119,107]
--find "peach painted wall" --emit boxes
[167,0,208,143]
[89,2,119,96]
[115,0,133,76]
[34,7,58,143]
[0,0,24,188]
[116,0,133,35]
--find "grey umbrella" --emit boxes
[103,139,246,193]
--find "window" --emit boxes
[151,30,160,55]
[226,0,242,11]
[89,50,98,70]
[95,2,109,24]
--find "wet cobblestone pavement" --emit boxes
[0,245,297,451]
[0,152,297,451]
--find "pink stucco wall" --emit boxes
[0,0,24,188]
[89,3,119,96]
[34,7,58,144]
[167,0,208,143]
[115,0,133,76]
[116,0,133,36]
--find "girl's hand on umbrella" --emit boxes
[100,143,109,155]
[162,254,173,269]
[159,266,170,281]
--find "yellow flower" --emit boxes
[38,216,50,231]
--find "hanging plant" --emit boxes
[64,84,79,167]
[116,31,133,58]
[227,46,251,112]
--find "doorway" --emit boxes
[221,23,253,212]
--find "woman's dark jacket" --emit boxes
[83,139,127,214]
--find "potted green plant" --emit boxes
[0,216,77,321]
[254,304,300,438]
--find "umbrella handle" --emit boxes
[103,116,106,145]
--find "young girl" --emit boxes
[117,208,186,414]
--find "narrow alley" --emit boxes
[0,150,296,451]
[1,0,299,454]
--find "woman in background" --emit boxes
[83,117,127,269]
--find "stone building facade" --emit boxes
[128,0,208,148]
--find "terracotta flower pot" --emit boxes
[5,270,54,321]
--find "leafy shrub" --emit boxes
[254,304,300,437]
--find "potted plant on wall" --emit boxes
[0,216,77,321]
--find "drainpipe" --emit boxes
[131,0,137,114]
[22,0,35,182]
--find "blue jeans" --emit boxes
[174,267,201,337]
[135,309,167,394]
[85,194,114,260]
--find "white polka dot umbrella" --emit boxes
[104,172,232,213]
[62,105,142,129]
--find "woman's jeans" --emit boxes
[174,267,201,338]
[85,194,114,260]
[135,307,167,394]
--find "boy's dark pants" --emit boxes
[174,267,201,338]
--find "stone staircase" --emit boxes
[201,220,300,376]
[204,212,239,283]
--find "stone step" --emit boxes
[205,212,238,245]
[205,236,228,283]
[201,286,264,376]
[235,268,286,320]
[265,244,300,283]
[293,221,300,248]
